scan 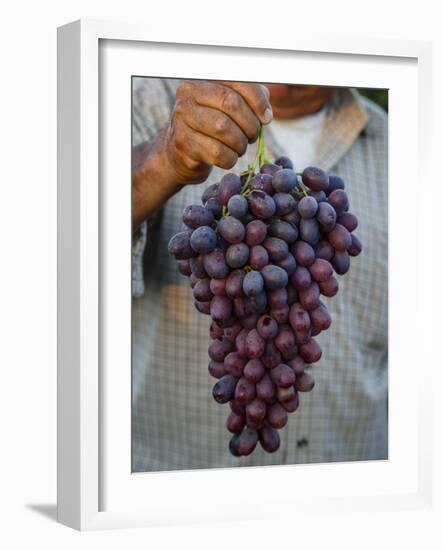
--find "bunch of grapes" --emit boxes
[168,129,362,457]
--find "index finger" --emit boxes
[178,80,263,142]
[220,82,273,125]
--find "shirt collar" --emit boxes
[265,88,369,172]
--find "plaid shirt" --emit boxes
[131,79,388,472]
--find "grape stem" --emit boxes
[297,183,309,198]
[241,126,270,194]
[218,127,271,230]
[295,174,309,197]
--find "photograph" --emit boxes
[131,78,388,473]
[0,0,437,539]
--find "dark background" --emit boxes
[358,88,388,112]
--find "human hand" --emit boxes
[164,80,273,183]
[132,81,272,229]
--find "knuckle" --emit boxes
[211,143,224,164]
[213,114,230,135]
[230,134,248,156]
[211,143,237,168]
[176,80,194,100]
[172,122,187,152]
[248,118,261,141]
[173,97,195,124]
[244,123,259,144]
[220,88,241,112]
[238,137,248,156]
[223,152,238,169]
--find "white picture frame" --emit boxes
[57,19,434,531]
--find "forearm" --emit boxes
[132,130,182,231]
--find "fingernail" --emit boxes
[260,85,271,99]
[262,107,273,124]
